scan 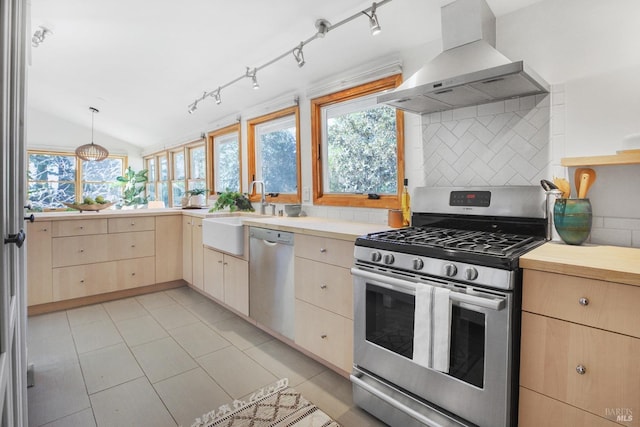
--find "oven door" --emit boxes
[351,267,515,427]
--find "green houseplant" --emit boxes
[185,188,209,207]
[116,166,149,207]
[210,190,254,212]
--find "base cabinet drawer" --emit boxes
[53,262,118,300]
[108,216,155,233]
[52,219,108,237]
[108,231,155,261]
[519,387,622,427]
[295,299,352,372]
[52,235,109,267]
[294,234,353,268]
[294,257,352,318]
[117,257,156,289]
[520,312,640,425]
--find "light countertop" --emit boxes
[521,242,640,286]
[34,208,390,241]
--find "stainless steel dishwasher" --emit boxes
[249,227,295,340]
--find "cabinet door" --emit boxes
[116,257,156,290]
[52,235,109,267]
[520,312,640,425]
[107,231,155,261]
[182,216,193,284]
[295,299,353,372]
[52,262,118,300]
[224,255,248,316]
[519,387,621,427]
[294,257,353,319]
[27,221,53,306]
[192,217,204,290]
[52,219,108,237]
[294,234,353,268]
[108,216,155,233]
[523,269,640,338]
[155,215,183,282]
[203,248,224,301]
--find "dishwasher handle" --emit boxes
[249,226,294,245]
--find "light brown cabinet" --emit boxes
[28,213,184,311]
[203,247,248,316]
[26,221,52,305]
[155,215,183,282]
[293,234,354,373]
[519,269,640,427]
[182,215,204,289]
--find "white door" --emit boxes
[0,0,28,425]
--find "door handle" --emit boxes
[4,229,26,248]
[24,214,35,223]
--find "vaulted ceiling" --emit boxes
[29,0,543,150]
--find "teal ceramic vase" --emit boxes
[553,198,592,245]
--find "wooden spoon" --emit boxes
[574,167,589,198]
[553,177,571,198]
[577,168,596,198]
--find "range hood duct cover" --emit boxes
[378,0,549,114]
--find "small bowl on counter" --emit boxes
[284,204,302,217]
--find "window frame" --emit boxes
[207,123,242,194]
[27,149,127,210]
[310,74,404,209]
[247,105,301,204]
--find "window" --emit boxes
[247,106,301,203]
[144,139,206,207]
[27,150,125,210]
[208,124,241,193]
[311,75,404,208]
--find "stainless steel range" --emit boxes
[350,186,547,427]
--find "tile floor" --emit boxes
[27,286,387,427]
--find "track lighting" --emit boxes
[315,19,331,38]
[363,3,382,35]
[292,43,305,67]
[246,67,259,90]
[187,0,391,113]
[32,26,52,48]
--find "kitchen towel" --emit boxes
[413,283,452,373]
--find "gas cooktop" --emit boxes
[355,226,546,270]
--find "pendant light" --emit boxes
[75,107,109,161]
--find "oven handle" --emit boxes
[351,268,417,294]
[351,268,505,311]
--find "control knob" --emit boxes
[412,258,424,270]
[443,263,457,277]
[370,251,382,262]
[383,254,395,265]
[464,267,479,281]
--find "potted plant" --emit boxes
[210,190,254,212]
[185,188,209,207]
[115,166,149,208]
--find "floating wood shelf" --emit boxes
[561,150,640,167]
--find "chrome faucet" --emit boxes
[249,180,268,214]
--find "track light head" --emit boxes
[246,67,259,90]
[32,26,52,48]
[293,43,305,68]
[315,19,331,38]
[213,88,222,105]
[363,3,382,35]
[188,102,197,114]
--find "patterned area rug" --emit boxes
[190,378,341,427]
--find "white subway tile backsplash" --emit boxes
[552,91,565,106]
[487,112,515,135]
[632,231,640,248]
[590,227,632,247]
[436,125,458,147]
[452,106,477,120]
[535,94,550,108]
[604,217,640,230]
[478,101,505,116]
[551,104,565,135]
[441,110,453,122]
[453,118,474,138]
[429,112,441,123]
[468,121,494,144]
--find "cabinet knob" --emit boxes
[79,249,84,253]
[42,228,48,232]
[130,222,135,226]
[320,284,327,289]
[576,364,587,375]
[319,248,327,253]
[579,297,589,306]
[131,272,136,276]
[223,262,228,266]
[218,260,223,264]
[320,334,327,339]
[80,226,84,229]
[131,244,135,248]
[80,279,85,283]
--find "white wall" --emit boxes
[27,107,144,170]
[497,0,640,247]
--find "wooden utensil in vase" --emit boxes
[577,168,596,198]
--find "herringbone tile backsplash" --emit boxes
[421,95,551,186]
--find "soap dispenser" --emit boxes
[401,178,410,226]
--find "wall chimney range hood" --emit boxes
[378,0,549,114]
